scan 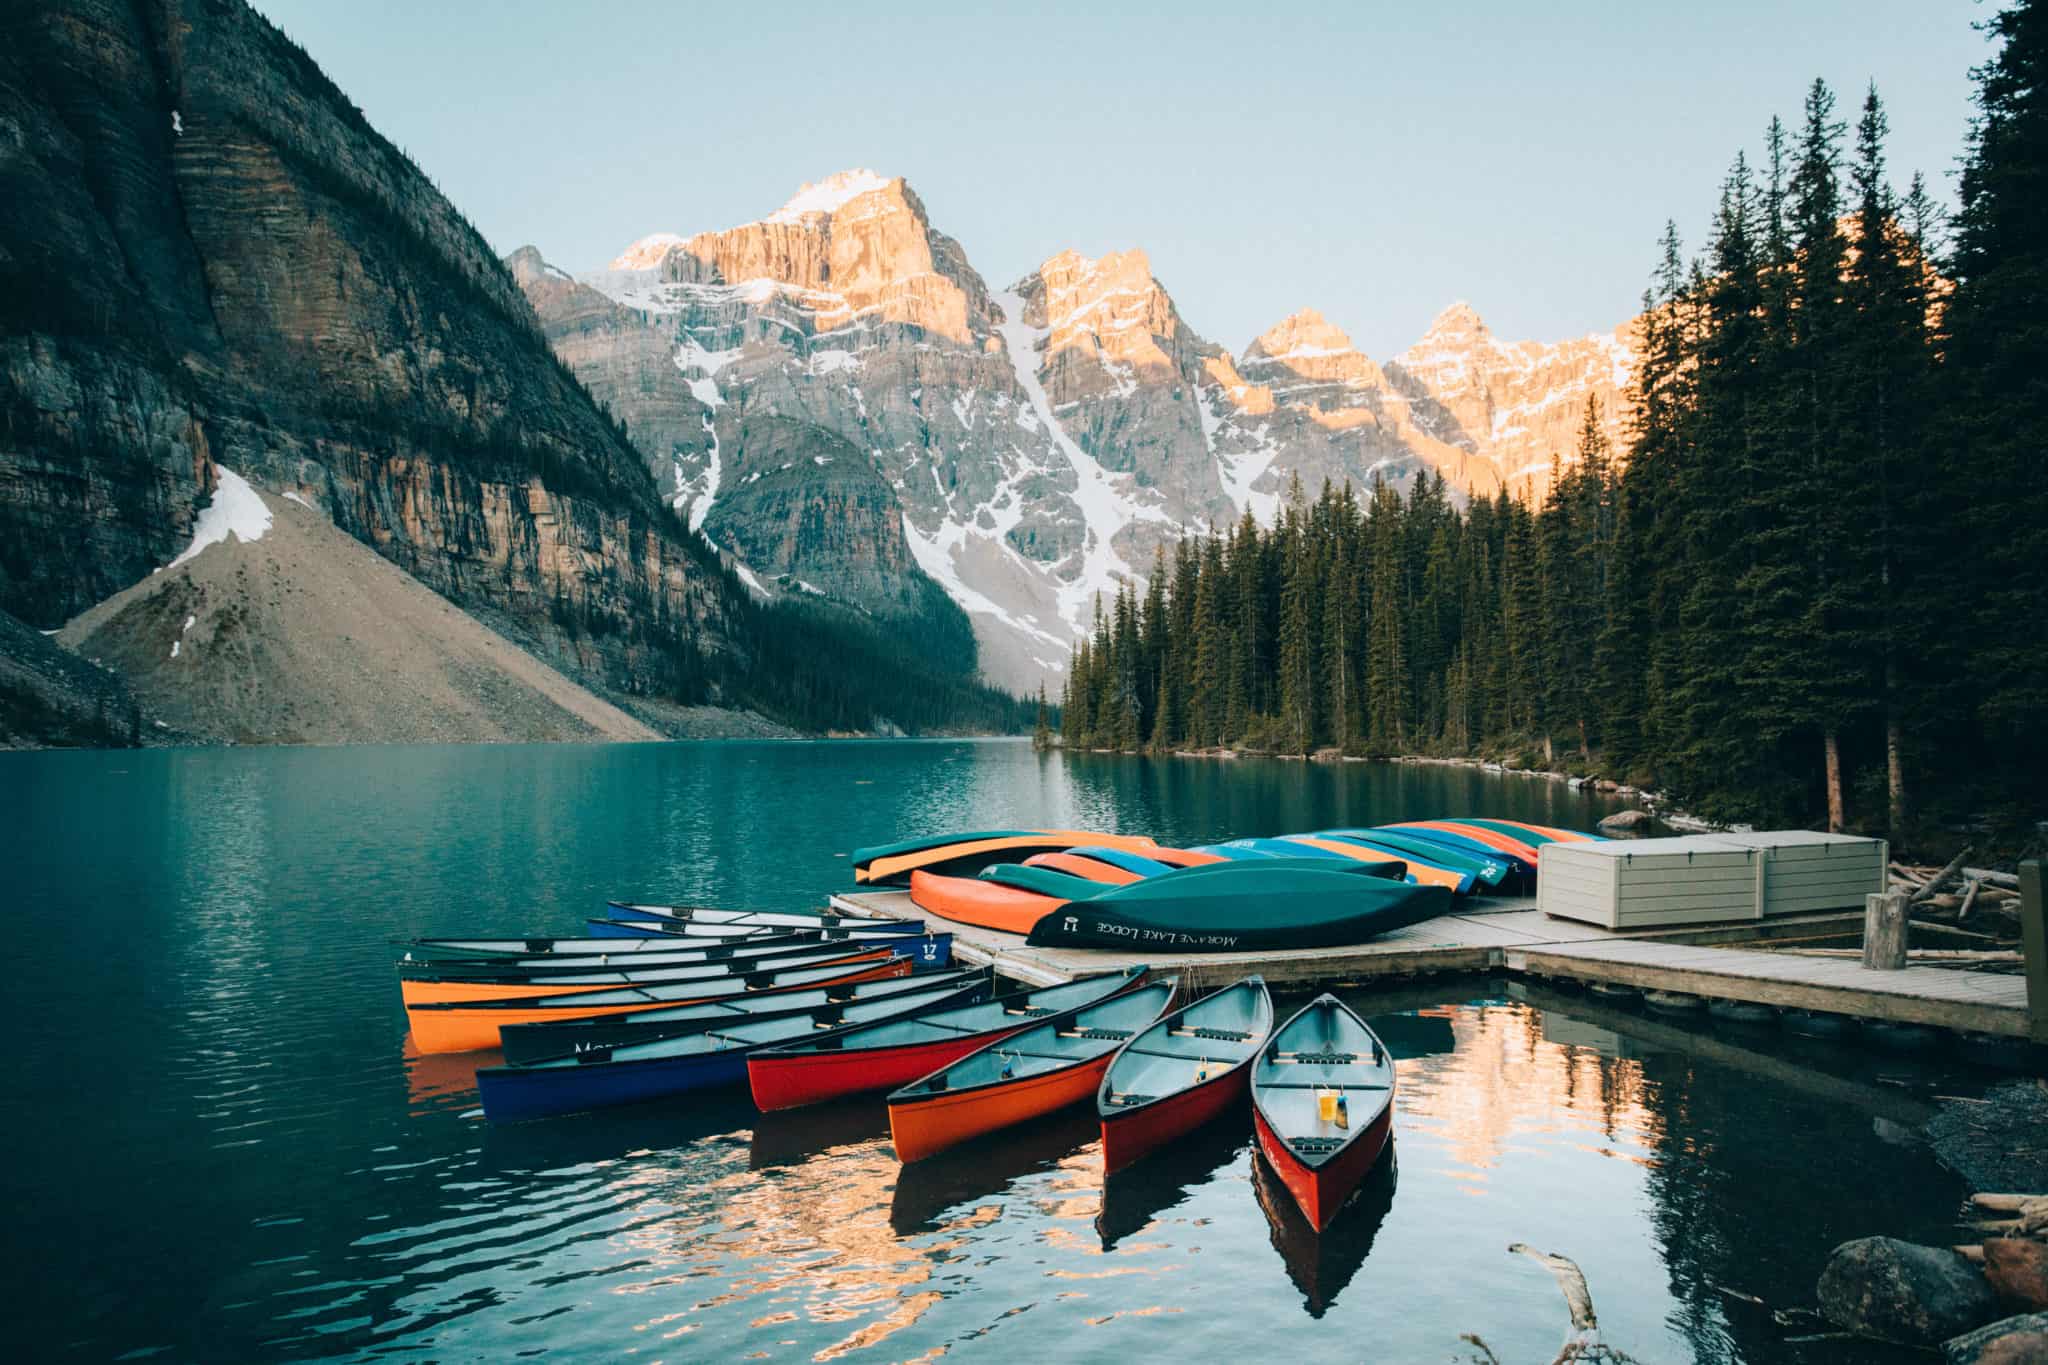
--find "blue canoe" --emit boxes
[499,966,995,1066]
[476,972,993,1122]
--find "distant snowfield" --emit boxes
[165,467,272,571]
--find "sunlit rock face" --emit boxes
[1391,303,1639,500]
[530,169,1639,689]
[0,0,741,709]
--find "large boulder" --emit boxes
[1988,1241,2048,1312]
[1945,1311,2048,1364]
[1819,1237,2002,1344]
[1598,809,1652,831]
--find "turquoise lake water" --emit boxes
[0,740,1985,1361]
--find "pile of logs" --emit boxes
[1889,850,2028,944]
[1956,1193,2048,1314]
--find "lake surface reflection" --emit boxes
[0,741,1978,1361]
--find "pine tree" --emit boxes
[1945,0,2048,807]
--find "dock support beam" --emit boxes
[1862,890,1908,970]
[2021,860,2045,1043]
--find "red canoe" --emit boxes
[1097,976,1273,1174]
[1250,994,1396,1232]
[747,968,1148,1111]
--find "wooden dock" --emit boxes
[832,889,2034,1039]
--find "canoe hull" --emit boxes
[407,960,910,1054]
[1100,1065,1249,1175]
[1024,886,1450,952]
[1254,1099,1392,1232]
[478,1048,750,1123]
[400,977,626,1006]
[889,1053,1112,1163]
[750,1027,1032,1112]
[909,870,1065,935]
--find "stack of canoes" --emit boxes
[393,898,977,1109]
[889,816,1604,943]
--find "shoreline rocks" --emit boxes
[1817,1236,2001,1345]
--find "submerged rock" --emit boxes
[1819,1237,2001,1344]
[1944,1310,2048,1363]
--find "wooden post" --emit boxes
[1863,890,1908,970]
[2021,860,2046,1043]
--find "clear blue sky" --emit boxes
[252,0,1987,358]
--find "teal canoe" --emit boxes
[1023,865,1451,951]
[1314,829,1512,889]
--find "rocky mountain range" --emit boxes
[519,170,1640,688]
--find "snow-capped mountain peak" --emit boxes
[766,168,896,223]
[609,232,687,270]
[521,175,1641,690]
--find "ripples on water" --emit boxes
[0,742,1981,1362]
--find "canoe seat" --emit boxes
[1004,1005,1055,1017]
[1290,1136,1350,1155]
[1171,1026,1251,1042]
[1056,1027,1135,1041]
[1105,1091,1157,1107]
[1275,1049,1356,1065]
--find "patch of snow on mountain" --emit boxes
[610,233,687,270]
[767,169,892,223]
[902,514,1069,648]
[688,411,722,533]
[992,290,1141,626]
[1218,424,1283,523]
[165,467,272,571]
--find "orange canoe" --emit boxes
[1392,820,1543,866]
[406,956,909,1054]
[1021,852,1142,884]
[857,830,1164,885]
[1280,835,1465,893]
[908,869,1067,935]
[887,980,1176,1163]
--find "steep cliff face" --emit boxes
[0,0,742,709]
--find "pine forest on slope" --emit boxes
[1056,50,2048,837]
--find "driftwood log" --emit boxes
[1910,848,1975,905]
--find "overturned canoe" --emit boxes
[887,979,1177,1163]
[396,934,952,1006]
[1252,994,1396,1232]
[908,869,1069,935]
[1381,820,1542,869]
[1313,829,1511,889]
[853,829,1165,886]
[476,972,992,1123]
[406,952,915,1055]
[1023,865,1452,952]
[1279,834,1470,893]
[748,967,1150,1112]
[1019,851,1144,884]
[1098,976,1274,1174]
[1450,817,1601,846]
[500,967,992,1065]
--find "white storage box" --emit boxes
[1538,835,1764,929]
[1707,831,1888,916]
